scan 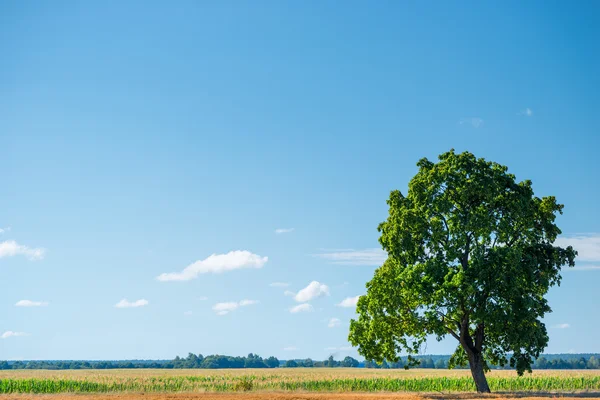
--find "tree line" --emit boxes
[363,355,600,370]
[1,353,599,370]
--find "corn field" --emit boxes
[1,371,599,394]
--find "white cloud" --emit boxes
[275,228,294,234]
[212,299,258,316]
[459,117,484,128]
[325,346,353,351]
[15,300,48,307]
[328,317,341,328]
[566,265,600,271]
[337,295,360,308]
[315,248,386,266]
[1,331,29,339]
[156,250,268,282]
[198,296,208,301]
[518,108,533,117]
[0,240,45,261]
[269,282,290,288]
[555,234,600,263]
[554,323,570,329]
[294,281,329,302]
[115,299,149,308]
[289,303,314,313]
[283,346,298,351]
[213,302,238,315]
[0,227,10,234]
[284,290,295,297]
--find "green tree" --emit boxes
[302,358,314,367]
[326,355,336,367]
[264,356,280,368]
[348,150,576,393]
[341,356,360,368]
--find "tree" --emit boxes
[326,355,336,367]
[302,358,314,368]
[341,356,360,368]
[284,360,298,368]
[348,150,577,393]
[265,356,280,368]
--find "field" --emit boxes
[1,368,600,399]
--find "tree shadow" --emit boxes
[424,392,600,399]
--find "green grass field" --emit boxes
[1,368,599,394]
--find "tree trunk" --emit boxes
[467,351,491,393]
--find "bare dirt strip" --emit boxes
[2,392,600,400]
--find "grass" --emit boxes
[0,368,599,394]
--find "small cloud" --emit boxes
[566,265,600,271]
[213,302,238,316]
[0,240,45,261]
[212,299,258,316]
[314,248,386,266]
[115,299,149,308]
[328,317,341,328]
[554,323,570,329]
[459,117,484,128]
[183,311,193,316]
[15,300,49,307]
[269,282,290,288]
[198,296,208,301]
[1,331,29,339]
[337,295,360,308]
[156,250,268,282]
[294,281,329,302]
[289,303,314,313]
[275,228,294,235]
[518,108,533,117]
[325,346,353,352]
[0,227,10,234]
[283,346,298,351]
[555,234,600,263]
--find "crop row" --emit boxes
[1,376,600,393]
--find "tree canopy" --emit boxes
[348,150,577,392]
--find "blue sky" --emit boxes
[1,1,599,361]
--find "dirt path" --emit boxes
[2,393,600,400]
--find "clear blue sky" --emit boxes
[1,1,599,361]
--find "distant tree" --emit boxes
[349,150,577,393]
[284,360,298,368]
[264,356,280,368]
[536,357,548,369]
[302,358,314,368]
[435,359,447,369]
[244,353,267,368]
[326,355,336,367]
[341,356,360,368]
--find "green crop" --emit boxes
[1,375,599,394]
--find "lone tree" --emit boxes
[349,150,576,393]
